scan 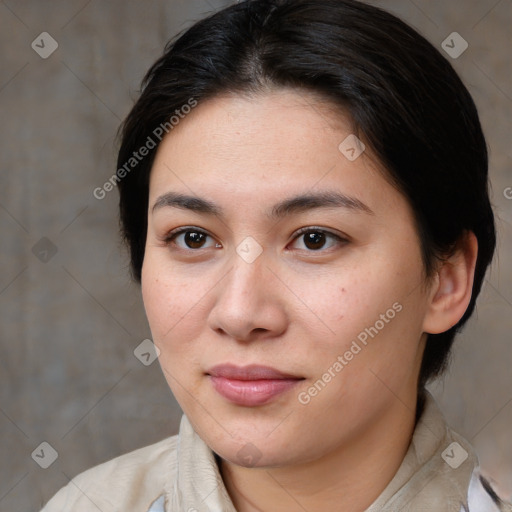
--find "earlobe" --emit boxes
[422,231,478,335]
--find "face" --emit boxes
[142,89,433,468]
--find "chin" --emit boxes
[201,420,303,467]
[214,441,290,469]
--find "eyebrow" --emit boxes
[151,190,374,219]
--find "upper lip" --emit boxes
[206,364,303,380]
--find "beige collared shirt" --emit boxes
[41,392,509,511]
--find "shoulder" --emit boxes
[40,434,178,512]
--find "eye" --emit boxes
[163,227,221,250]
[162,226,348,252]
[289,227,348,252]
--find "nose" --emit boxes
[207,249,288,343]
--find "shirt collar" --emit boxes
[162,391,477,511]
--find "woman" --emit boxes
[41,0,511,510]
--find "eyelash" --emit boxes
[162,226,349,253]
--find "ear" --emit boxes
[422,231,478,335]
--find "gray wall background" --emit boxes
[0,0,510,510]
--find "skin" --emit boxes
[141,89,477,511]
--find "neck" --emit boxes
[220,394,419,512]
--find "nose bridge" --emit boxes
[208,243,285,339]
[223,244,267,306]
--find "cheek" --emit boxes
[298,252,426,382]
[141,254,204,353]
[302,262,407,342]
[141,257,208,400]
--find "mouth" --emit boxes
[206,364,305,407]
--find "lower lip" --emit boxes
[209,376,302,406]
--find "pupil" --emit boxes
[305,232,325,250]
[185,231,205,248]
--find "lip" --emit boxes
[206,364,304,406]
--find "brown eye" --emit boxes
[182,231,207,249]
[164,228,220,250]
[290,227,348,252]
[303,231,327,250]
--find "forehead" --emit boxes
[148,89,401,218]
[158,89,355,159]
